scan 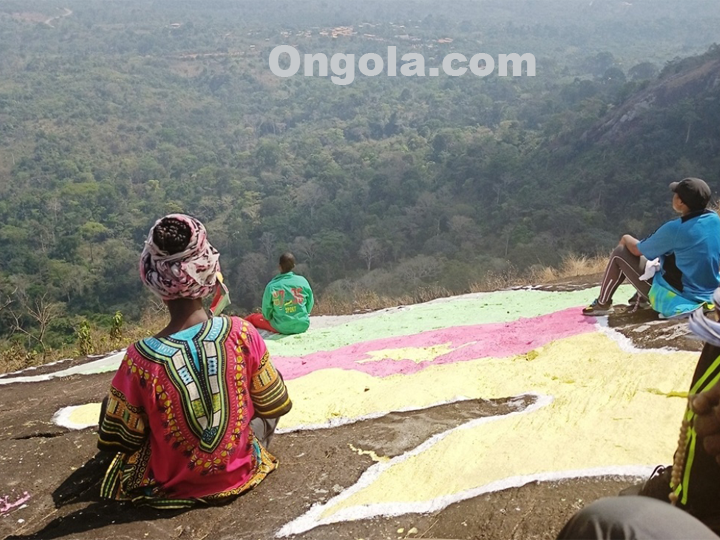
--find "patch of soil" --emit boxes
[0,371,534,540]
[0,373,111,440]
[295,476,637,540]
[608,306,704,352]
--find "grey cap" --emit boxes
[669,177,711,211]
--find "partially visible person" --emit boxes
[558,290,720,539]
[583,178,720,318]
[556,497,719,540]
[245,252,314,335]
[97,214,292,508]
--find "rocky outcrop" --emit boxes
[583,56,720,145]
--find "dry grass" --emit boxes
[316,253,609,315]
[469,253,607,293]
[313,285,452,316]
[556,253,608,277]
[0,308,168,375]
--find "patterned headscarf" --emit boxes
[688,288,720,347]
[139,214,220,301]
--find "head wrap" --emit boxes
[139,214,220,301]
[688,288,720,347]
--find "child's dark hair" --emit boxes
[153,217,191,255]
[279,252,296,273]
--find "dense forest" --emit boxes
[1,0,720,360]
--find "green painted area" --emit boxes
[266,285,634,357]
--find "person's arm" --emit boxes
[261,283,273,320]
[305,283,314,314]
[247,326,292,419]
[692,383,720,463]
[97,355,149,453]
[620,235,641,257]
[635,220,680,260]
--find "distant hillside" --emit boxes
[1,0,720,361]
[513,46,720,253]
[585,50,720,144]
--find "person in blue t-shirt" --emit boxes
[584,178,720,318]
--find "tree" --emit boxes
[586,52,615,77]
[234,253,268,308]
[601,67,626,85]
[629,62,658,81]
[9,292,64,353]
[79,221,110,264]
[259,232,276,263]
[359,238,383,270]
[294,181,325,222]
[396,255,442,287]
[291,236,318,264]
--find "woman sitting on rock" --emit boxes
[97,214,292,507]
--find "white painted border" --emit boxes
[594,318,685,355]
[278,465,652,537]
[0,356,72,378]
[0,351,126,386]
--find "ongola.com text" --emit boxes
[268,45,536,86]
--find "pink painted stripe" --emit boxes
[274,307,595,379]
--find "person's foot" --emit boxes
[582,298,614,316]
[640,465,673,500]
[628,293,651,310]
[618,464,672,500]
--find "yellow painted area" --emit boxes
[59,327,699,525]
[67,402,102,427]
[282,367,478,428]
[279,332,697,519]
[358,343,457,364]
[348,444,389,463]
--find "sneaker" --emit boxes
[640,465,673,501]
[619,464,672,500]
[582,298,614,316]
[627,292,651,311]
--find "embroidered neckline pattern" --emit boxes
[136,317,231,453]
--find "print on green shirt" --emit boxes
[262,272,314,334]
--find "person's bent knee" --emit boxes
[557,497,719,540]
[611,244,628,257]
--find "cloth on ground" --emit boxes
[139,214,220,301]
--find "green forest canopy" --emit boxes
[1,0,719,352]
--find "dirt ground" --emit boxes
[0,376,635,540]
[0,280,700,540]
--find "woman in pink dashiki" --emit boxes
[97,214,292,508]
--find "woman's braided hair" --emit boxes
[152,217,191,255]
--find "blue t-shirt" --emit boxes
[637,210,720,302]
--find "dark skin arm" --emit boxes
[691,384,720,462]
[620,234,641,257]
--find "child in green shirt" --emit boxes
[245,253,314,335]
